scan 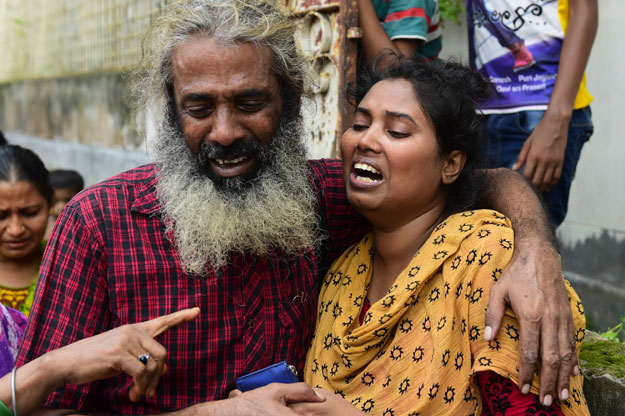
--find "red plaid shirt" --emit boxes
[17,160,370,414]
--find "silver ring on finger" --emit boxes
[138,352,150,366]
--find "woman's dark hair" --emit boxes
[352,55,493,216]
[49,169,84,194]
[0,145,52,205]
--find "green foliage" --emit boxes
[580,338,625,379]
[439,0,465,26]
[601,315,625,342]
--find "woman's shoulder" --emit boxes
[329,232,374,269]
[323,233,374,286]
[437,209,514,271]
[444,209,513,235]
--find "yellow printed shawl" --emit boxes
[304,210,588,415]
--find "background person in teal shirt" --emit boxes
[358,0,442,66]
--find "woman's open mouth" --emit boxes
[351,161,384,187]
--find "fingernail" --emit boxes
[573,365,579,376]
[512,163,519,170]
[521,384,530,395]
[560,388,569,401]
[543,394,553,407]
[484,326,492,341]
[314,390,325,401]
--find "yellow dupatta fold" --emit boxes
[305,210,588,415]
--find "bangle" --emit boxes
[10,367,17,416]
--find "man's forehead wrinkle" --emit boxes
[171,38,277,100]
[172,36,273,74]
[179,87,272,105]
[176,76,274,102]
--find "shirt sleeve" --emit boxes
[382,0,437,40]
[16,200,110,410]
[308,159,371,263]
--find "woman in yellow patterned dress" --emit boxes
[295,60,589,415]
[0,145,51,316]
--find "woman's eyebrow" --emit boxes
[354,106,370,116]
[386,110,416,125]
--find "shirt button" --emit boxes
[246,319,255,329]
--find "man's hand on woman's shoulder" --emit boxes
[485,237,577,408]
[482,168,577,407]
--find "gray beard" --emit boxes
[153,111,320,276]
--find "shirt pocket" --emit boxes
[108,262,209,327]
[273,254,319,329]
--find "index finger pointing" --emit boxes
[143,307,201,337]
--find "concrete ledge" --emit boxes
[580,331,625,415]
[583,373,625,415]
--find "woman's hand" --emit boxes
[48,307,200,402]
[289,388,366,415]
[0,308,200,415]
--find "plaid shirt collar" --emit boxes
[131,170,161,215]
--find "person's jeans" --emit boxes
[484,107,593,229]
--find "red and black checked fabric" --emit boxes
[16,160,370,413]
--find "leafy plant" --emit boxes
[439,0,465,26]
[601,315,625,342]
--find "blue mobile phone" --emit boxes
[235,361,299,392]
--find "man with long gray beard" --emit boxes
[17,1,579,414]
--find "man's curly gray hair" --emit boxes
[131,0,306,124]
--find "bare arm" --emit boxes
[482,168,577,407]
[514,0,598,191]
[162,384,324,416]
[25,385,323,416]
[0,354,68,416]
[289,388,364,415]
[357,0,421,66]
[1,320,320,416]
[3,309,319,415]
[483,168,557,247]
[0,309,200,415]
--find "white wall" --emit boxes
[439,0,625,245]
[561,0,625,243]
[6,133,150,187]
